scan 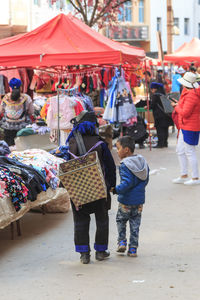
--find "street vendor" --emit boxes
[0,77,34,146]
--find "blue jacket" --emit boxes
[115,155,149,206]
[171,73,182,92]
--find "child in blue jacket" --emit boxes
[112,136,149,257]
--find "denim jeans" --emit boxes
[116,203,142,248]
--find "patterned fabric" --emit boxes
[1,93,33,130]
[59,151,107,208]
[0,167,29,211]
[9,149,65,190]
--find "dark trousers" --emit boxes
[4,129,18,146]
[156,125,169,147]
[71,199,109,253]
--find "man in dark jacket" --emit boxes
[150,82,173,148]
[68,111,116,264]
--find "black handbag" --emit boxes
[159,95,174,114]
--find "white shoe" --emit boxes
[184,179,200,186]
[172,177,188,184]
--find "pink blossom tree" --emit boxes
[50,0,130,28]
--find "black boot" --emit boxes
[80,252,90,264]
[95,250,110,261]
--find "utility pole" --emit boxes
[167,0,173,54]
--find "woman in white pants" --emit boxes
[172,72,200,185]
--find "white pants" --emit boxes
[176,131,199,178]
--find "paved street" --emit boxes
[0,131,200,300]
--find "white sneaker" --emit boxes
[184,179,200,186]
[172,177,188,184]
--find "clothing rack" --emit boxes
[57,87,79,145]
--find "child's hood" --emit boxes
[121,154,148,181]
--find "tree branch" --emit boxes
[111,0,130,10]
[67,0,82,13]
[84,0,88,21]
[89,0,99,27]
[75,0,89,24]
[91,0,113,26]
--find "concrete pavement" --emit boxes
[0,131,200,300]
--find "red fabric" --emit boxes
[74,101,84,116]
[103,70,109,87]
[130,73,137,87]
[165,38,200,64]
[0,14,145,67]
[86,76,90,94]
[93,74,97,89]
[175,87,200,131]
[172,110,179,130]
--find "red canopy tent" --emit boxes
[0,13,145,68]
[165,38,200,64]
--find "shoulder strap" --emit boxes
[69,141,104,160]
[73,131,87,156]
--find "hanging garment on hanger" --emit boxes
[74,99,84,116]
[30,74,38,90]
[81,94,94,112]
[103,70,137,123]
[93,74,97,90]
[18,68,30,93]
[103,75,118,123]
[0,75,5,95]
[46,95,75,130]
[115,76,137,123]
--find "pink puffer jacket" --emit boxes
[175,87,200,131]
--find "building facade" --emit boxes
[150,0,200,55]
[0,0,69,39]
[105,0,200,56]
[105,0,151,52]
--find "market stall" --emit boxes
[0,13,146,234]
[165,38,200,65]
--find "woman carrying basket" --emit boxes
[68,111,116,264]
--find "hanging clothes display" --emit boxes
[103,69,137,123]
[0,75,5,95]
[46,95,76,130]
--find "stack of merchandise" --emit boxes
[9,149,64,190]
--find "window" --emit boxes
[198,23,200,39]
[56,0,60,9]
[139,0,144,23]
[118,1,132,22]
[157,17,162,32]
[48,0,52,7]
[174,18,179,28]
[55,0,65,10]
[184,18,190,35]
[34,0,41,5]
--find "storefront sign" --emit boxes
[106,25,148,41]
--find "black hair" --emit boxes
[144,71,151,77]
[11,88,20,101]
[190,66,197,72]
[117,136,135,153]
